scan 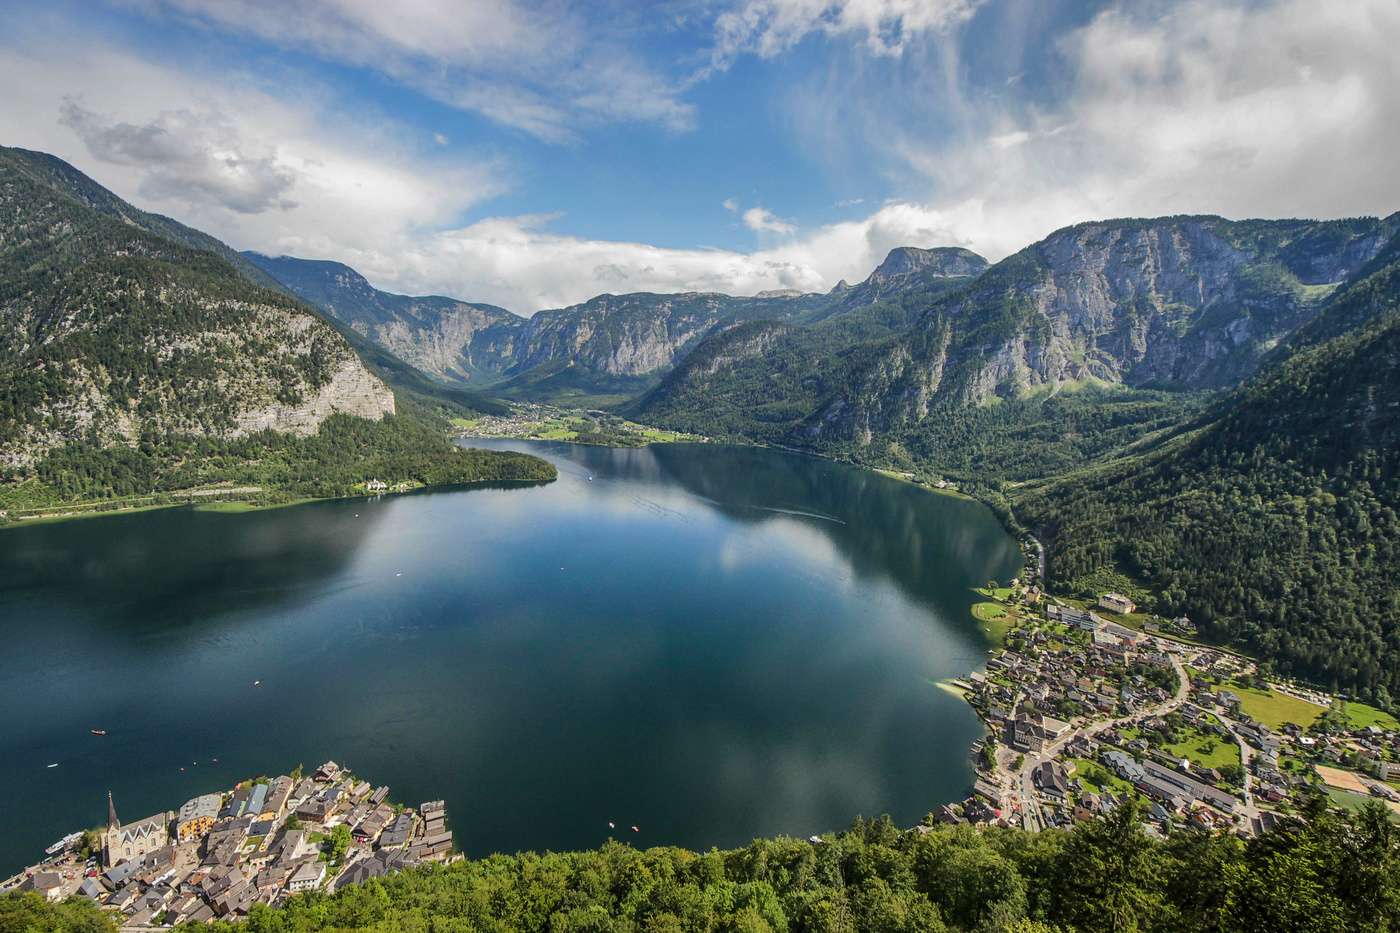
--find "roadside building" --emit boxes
[176,794,222,842]
[1099,593,1137,614]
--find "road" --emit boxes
[1005,652,1194,830]
[1220,714,1259,823]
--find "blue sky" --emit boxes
[2,0,1397,313]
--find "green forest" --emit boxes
[6,800,1400,933]
[0,414,555,519]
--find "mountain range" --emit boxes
[244,246,989,407]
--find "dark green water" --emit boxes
[0,441,1020,873]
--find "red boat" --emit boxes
[91,730,106,735]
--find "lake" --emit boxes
[0,441,1022,874]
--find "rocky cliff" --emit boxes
[0,147,395,468]
[804,215,1399,442]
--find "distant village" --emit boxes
[3,761,453,928]
[940,555,1400,839]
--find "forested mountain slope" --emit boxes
[0,146,396,468]
[1017,246,1400,698]
[632,215,1397,452]
[6,147,296,298]
[0,146,552,505]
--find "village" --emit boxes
[451,404,705,444]
[938,550,1400,839]
[2,761,453,928]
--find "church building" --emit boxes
[103,792,172,868]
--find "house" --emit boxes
[246,783,270,819]
[1032,761,1069,800]
[963,799,998,824]
[366,480,387,491]
[176,793,222,841]
[1102,750,1145,782]
[378,811,414,849]
[21,871,64,903]
[134,845,176,885]
[1099,593,1137,615]
[288,860,326,893]
[264,776,294,818]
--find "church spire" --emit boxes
[107,791,120,831]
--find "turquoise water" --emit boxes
[0,441,1021,873]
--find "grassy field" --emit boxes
[972,601,1021,644]
[1327,789,1400,821]
[1066,757,1133,795]
[1234,686,1326,730]
[1162,730,1241,771]
[1344,700,1400,731]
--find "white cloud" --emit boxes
[742,206,797,235]
[714,0,987,60]
[0,27,507,258]
[333,200,982,313]
[118,0,694,140]
[4,0,1398,322]
[60,100,299,214]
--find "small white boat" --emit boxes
[47,763,58,768]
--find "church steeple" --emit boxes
[107,791,120,831]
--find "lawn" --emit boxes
[1344,700,1400,732]
[1162,730,1241,771]
[449,418,479,428]
[1066,757,1133,795]
[972,601,1021,645]
[1327,789,1400,822]
[1234,686,1326,730]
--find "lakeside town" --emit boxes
[938,539,1400,838]
[452,405,707,445]
[2,762,453,928]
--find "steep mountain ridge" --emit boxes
[0,147,396,468]
[242,253,525,384]
[246,246,991,401]
[1016,252,1400,695]
[628,214,1399,454]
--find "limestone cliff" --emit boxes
[0,146,395,468]
[807,215,1400,441]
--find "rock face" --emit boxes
[246,247,990,391]
[242,254,523,383]
[0,146,395,467]
[807,215,1400,441]
[232,354,396,436]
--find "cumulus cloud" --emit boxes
[742,206,797,235]
[330,200,980,313]
[5,0,1398,320]
[120,0,694,140]
[60,100,298,214]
